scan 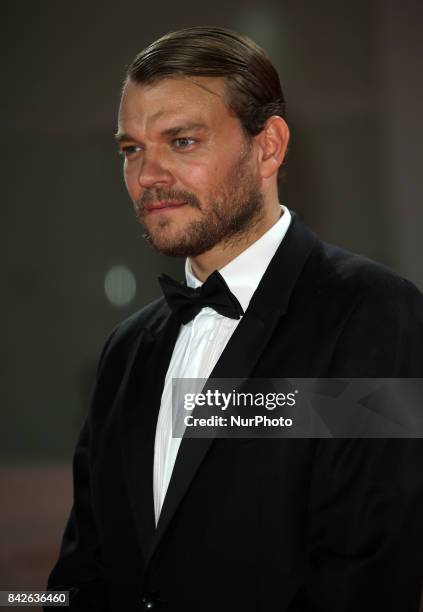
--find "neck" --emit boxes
[189,200,282,282]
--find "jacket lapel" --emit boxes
[119,308,182,561]
[149,213,318,563]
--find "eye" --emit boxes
[173,137,197,149]
[118,145,143,159]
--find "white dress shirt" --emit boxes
[153,206,292,523]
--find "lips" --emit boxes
[146,201,187,212]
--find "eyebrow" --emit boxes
[161,122,208,137]
[114,122,208,143]
[114,131,133,143]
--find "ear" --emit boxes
[256,116,290,180]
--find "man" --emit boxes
[47,27,423,611]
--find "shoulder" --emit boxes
[321,240,419,297]
[305,237,423,318]
[84,296,171,426]
[113,295,169,343]
[285,213,423,312]
[308,241,423,376]
[96,296,170,375]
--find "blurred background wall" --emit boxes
[2,0,422,597]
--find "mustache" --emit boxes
[136,189,201,214]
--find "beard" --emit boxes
[134,147,265,258]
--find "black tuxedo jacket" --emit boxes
[47,213,423,611]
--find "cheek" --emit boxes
[183,163,221,193]
[123,164,139,200]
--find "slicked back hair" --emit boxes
[126,26,286,179]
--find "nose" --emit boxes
[137,152,174,190]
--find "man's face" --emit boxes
[116,76,264,257]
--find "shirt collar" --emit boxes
[185,205,292,312]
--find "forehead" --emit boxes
[118,76,232,132]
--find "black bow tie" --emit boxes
[158,270,244,324]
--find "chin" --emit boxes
[147,233,211,258]
[145,231,189,258]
